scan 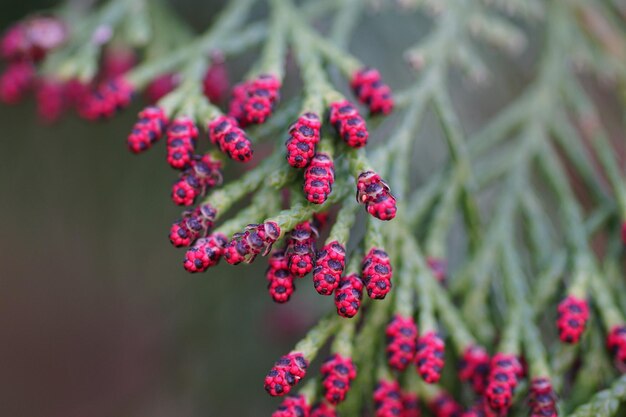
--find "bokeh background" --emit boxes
[2,1,611,416]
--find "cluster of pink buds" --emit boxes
[266,250,296,303]
[78,77,134,120]
[0,61,34,104]
[208,115,253,162]
[145,73,178,103]
[373,379,403,417]
[428,392,463,417]
[100,46,136,79]
[171,154,223,206]
[1,17,66,62]
[460,401,486,417]
[350,68,394,115]
[0,17,66,107]
[166,117,199,169]
[264,352,309,396]
[427,257,447,284]
[286,112,321,168]
[385,314,418,371]
[607,326,626,371]
[224,221,281,265]
[127,106,168,153]
[35,78,65,121]
[356,171,397,221]
[303,153,335,204]
[183,233,228,273]
[556,295,589,344]
[362,248,393,299]
[310,402,336,417]
[313,241,346,296]
[320,353,357,405]
[484,353,523,414]
[229,73,281,126]
[0,20,149,123]
[329,100,369,148]
[334,273,364,318]
[272,394,309,417]
[458,345,490,395]
[528,378,557,417]
[415,332,445,383]
[203,58,229,103]
[401,392,421,417]
[169,203,217,248]
[286,221,319,278]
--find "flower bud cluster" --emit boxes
[169,203,217,247]
[224,221,281,265]
[272,394,309,417]
[286,112,321,168]
[373,379,404,417]
[458,346,490,395]
[303,153,335,204]
[607,326,626,371]
[321,353,357,405]
[329,100,369,148]
[229,74,281,126]
[171,154,223,206]
[356,171,397,221]
[267,250,296,303]
[362,248,393,299]
[208,115,253,162]
[286,221,319,278]
[415,332,446,384]
[334,273,364,318]
[528,378,557,417]
[127,106,168,153]
[556,295,589,344]
[165,117,199,169]
[484,353,523,414]
[385,314,418,371]
[429,392,463,417]
[350,67,394,115]
[313,241,346,296]
[265,352,309,397]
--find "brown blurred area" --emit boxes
[0,2,335,415]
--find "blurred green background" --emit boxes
[0,1,528,416]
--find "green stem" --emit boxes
[429,276,476,353]
[566,375,626,417]
[249,0,288,80]
[293,314,341,360]
[214,189,276,237]
[298,379,318,405]
[326,196,358,246]
[561,74,626,216]
[549,110,611,204]
[265,181,351,239]
[126,0,256,87]
[390,89,430,200]
[329,0,362,48]
[531,254,568,318]
[339,297,391,415]
[288,7,337,115]
[364,218,384,251]
[424,172,460,259]
[432,90,482,251]
[301,20,361,77]
[331,319,355,357]
[205,152,285,217]
[406,173,444,228]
